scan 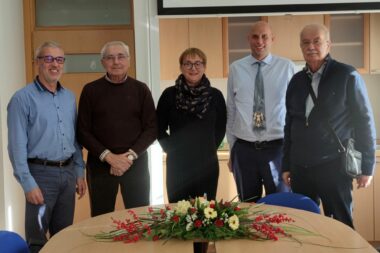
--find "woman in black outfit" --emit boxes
[157,47,227,203]
[157,48,227,253]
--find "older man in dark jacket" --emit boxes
[282,24,376,228]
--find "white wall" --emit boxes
[134,1,165,205]
[0,0,27,235]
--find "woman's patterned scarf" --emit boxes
[175,74,212,119]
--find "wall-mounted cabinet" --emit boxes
[326,13,369,74]
[159,13,375,82]
[370,13,380,74]
[227,16,261,66]
[352,154,380,241]
[375,158,380,241]
[159,18,225,80]
[268,14,325,62]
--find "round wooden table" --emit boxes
[40,204,377,253]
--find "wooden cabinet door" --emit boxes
[159,19,189,80]
[159,18,224,80]
[352,162,375,241]
[370,13,380,74]
[189,18,224,78]
[268,15,325,61]
[326,14,369,74]
[32,29,135,104]
[216,153,238,201]
[374,158,380,240]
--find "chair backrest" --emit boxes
[0,230,29,253]
[256,192,321,214]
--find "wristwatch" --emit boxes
[127,154,135,161]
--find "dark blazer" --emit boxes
[282,55,376,175]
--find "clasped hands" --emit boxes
[104,151,134,176]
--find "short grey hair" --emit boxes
[34,41,63,60]
[300,24,330,41]
[100,41,130,58]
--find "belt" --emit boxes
[27,156,73,167]
[236,138,283,150]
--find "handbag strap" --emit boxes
[306,81,346,153]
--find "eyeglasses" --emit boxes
[37,55,65,64]
[182,61,204,70]
[103,54,128,62]
[301,39,326,48]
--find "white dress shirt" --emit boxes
[226,54,296,148]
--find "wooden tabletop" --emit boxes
[40,204,377,253]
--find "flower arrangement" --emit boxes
[92,197,310,244]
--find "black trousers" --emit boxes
[231,139,288,202]
[87,151,150,217]
[290,158,354,228]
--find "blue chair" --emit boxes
[0,230,29,253]
[257,192,321,214]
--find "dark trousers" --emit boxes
[87,151,150,217]
[26,162,76,253]
[231,139,288,202]
[290,158,354,228]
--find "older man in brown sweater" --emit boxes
[77,41,157,217]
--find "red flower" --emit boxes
[153,235,159,241]
[214,219,224,227]
[172,215,180,223]
[194,220,202,228]
[210,203,215,208]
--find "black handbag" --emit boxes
[306,81,362,178]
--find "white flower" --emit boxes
[165,210,174,221]
[175,200,192,215]
[228,215,239,230]
[186,215,192,223]
[191,213,198,220]
[186,222,193,231]
[196,196,208,206]
[204,207,217,219]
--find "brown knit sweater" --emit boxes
[77,76,157,169]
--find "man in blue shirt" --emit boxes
[7,41,86,252]
[227,21,296,202]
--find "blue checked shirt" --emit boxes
[7,79,85,193]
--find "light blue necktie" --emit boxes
[253,61,265,130]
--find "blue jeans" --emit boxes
[26,162,76,253]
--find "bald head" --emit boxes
[251,21,272,34]
[248,21,274,60]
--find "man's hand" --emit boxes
[282,171,291,187]
[104,152,133,173]
[110,166,125,176]
[26,187,44,205]
[76,177,86,199]
[356,175,373,189]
